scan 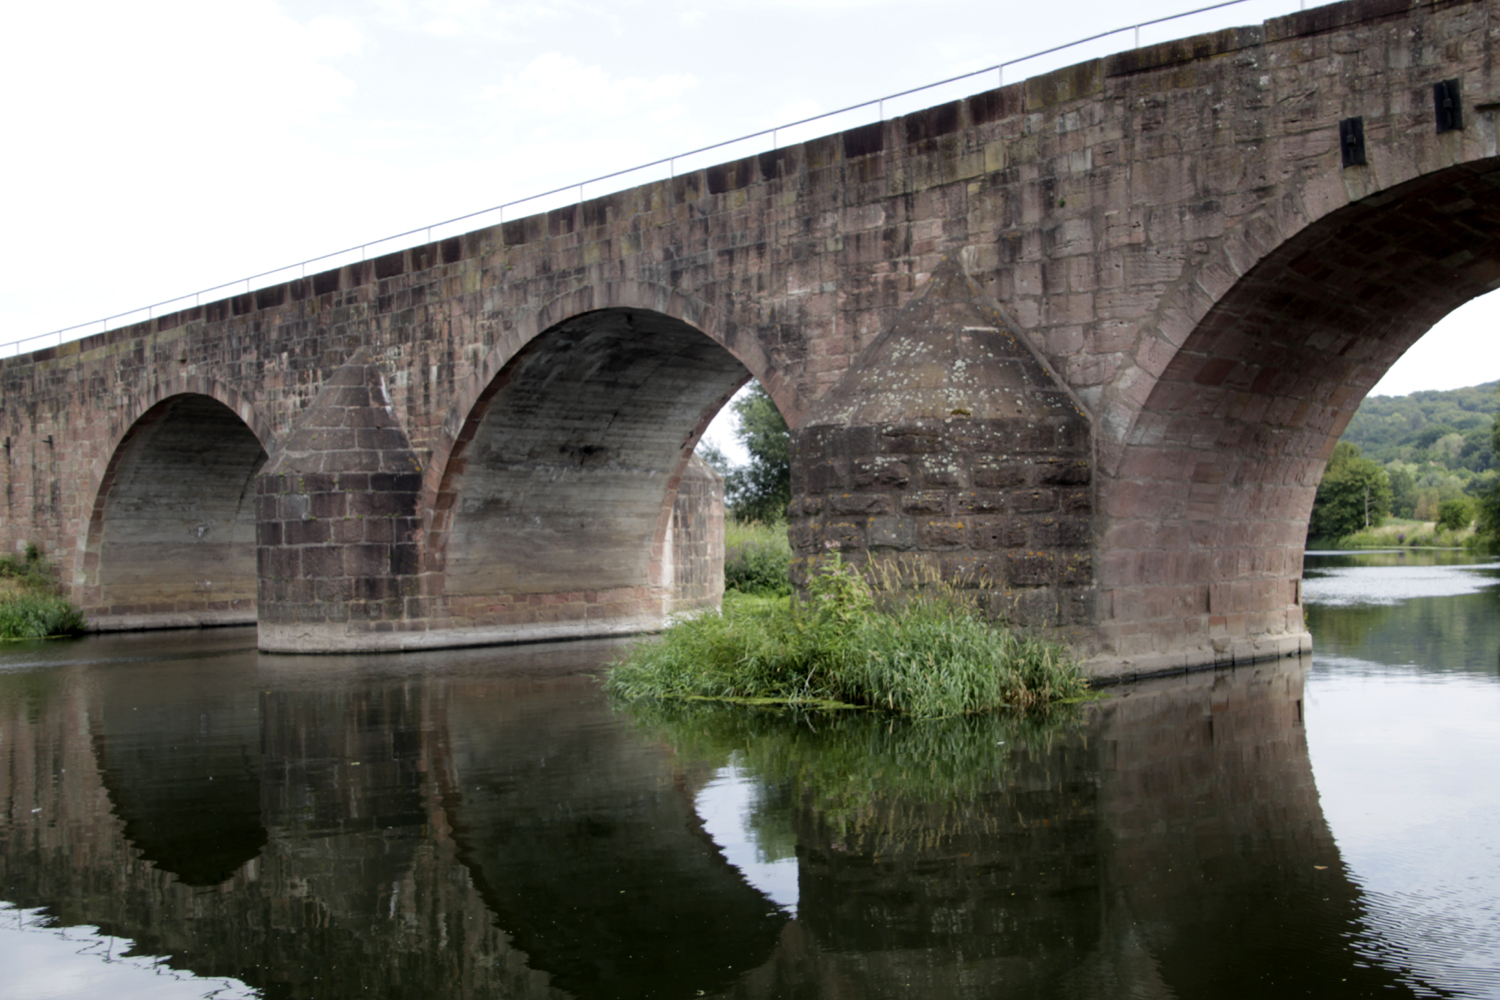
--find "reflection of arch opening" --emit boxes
[1102,159,1500,665]
[84,394,267,630]
[91,659,267,887]
[435,676,787,1000]
[431,307,756,638]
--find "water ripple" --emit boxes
[1303,559,1500,607]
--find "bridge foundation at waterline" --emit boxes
[5,0,1500,675]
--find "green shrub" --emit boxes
[0,542,53,593]
[1436,497,1475,532]
[0,593,86,639]
[0,543,86,639]
[608,555,1088,718]
[723,521,792,596]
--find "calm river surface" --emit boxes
[1,550,1497,999]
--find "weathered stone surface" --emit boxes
[0,0,1496,671]
[791,255,1094,642]
[256,355,425,650]
[665,453,726,618]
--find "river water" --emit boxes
[1,551,1496,999]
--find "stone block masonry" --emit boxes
[2,0,1499,673]
[791,255,1095,645]
[255,354,424,647]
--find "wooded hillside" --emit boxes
[1308,380,1500,541]
[1342,381,1499,472]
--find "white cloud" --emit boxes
[476,52,696,128]
[699,0,932,7]
[370,0,580,40]
[0,0,371,339]
[3,2,362,133]
[306,15,367,58]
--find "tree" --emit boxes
[1494,394,1500,456]
[719,383,791,523]
[1477,407,1500,547]
[1415,423,1460,450]
[1387,464,1418,518]
[1436,497,1474,532]
[1460,426,1494,471]
[1337,381,1500,467]
[1308,442,1392,541]
[1431,431,1466,464]
[1476,477,1500,547]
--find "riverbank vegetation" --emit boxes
[0,544,86,640]
[608,556,1089,718]
[706,384,795,596]
[1311,381,1500,551]
[723,521,793,597]
[1331,517,1478,550]
[666,382,1088,717]
[699,383,791,525]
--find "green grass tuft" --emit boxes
[608,555,1088,719]
[0,593,87,640]
[0,543,87,640]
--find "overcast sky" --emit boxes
[2,0,1495,458]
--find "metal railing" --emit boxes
[4,0,1317,359]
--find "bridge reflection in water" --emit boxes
[0,632,1439,999]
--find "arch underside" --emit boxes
[1102,159,1500,670]
[434,308,742,640]
[84,395,267,630]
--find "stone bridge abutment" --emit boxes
[4,0,1499,675]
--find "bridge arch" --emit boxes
[1095,155,1500,670]
[84,374,273,474]
[429,279,792,481]
[81,389,269,630]
[424,302,773,643]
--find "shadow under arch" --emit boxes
[82,392,268,630]
[426,306,766,642]
[1095,157,1500,670]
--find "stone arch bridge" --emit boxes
[4,0,1498,677]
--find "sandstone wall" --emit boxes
[0,0,1496,667]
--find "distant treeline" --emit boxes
[1342,381,1499,474]
[1310,381,1500,546]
